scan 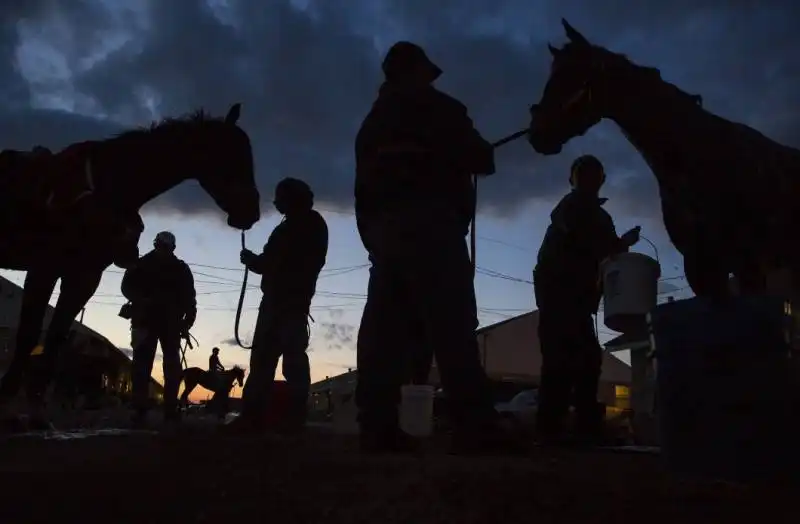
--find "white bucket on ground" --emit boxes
[602,252,661,333]
[399,384,435,437]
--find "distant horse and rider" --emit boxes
[527,19,800,302]
[180,365,246,418]
[0,103,261,424]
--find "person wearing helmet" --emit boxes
[209,347,225,374]
[354,41,521,455]
[207,346,226,390]
[234,177,328,434]
[534,155,641,446]
[121,230,197,426]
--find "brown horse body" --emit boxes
[0,104,261,413]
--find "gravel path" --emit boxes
[0,423,797,524]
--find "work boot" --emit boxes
[360,426,420,454]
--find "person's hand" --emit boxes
[240,249,255,265]
[620,226,641,247]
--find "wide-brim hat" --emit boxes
[382,41,442,83]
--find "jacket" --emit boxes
[121,249,197,328]
[244,209,328,315]
[535,191,626,310]
[354,82,494,248]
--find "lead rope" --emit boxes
[180,332,199,370]
[471,129,529,278]
[234,230,252,350]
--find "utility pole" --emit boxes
[79,308,86,324]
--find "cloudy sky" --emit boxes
[1,0,797,398]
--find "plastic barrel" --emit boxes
[650,296,800,484]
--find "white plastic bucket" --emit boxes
[602,252,661,333]
[399,384,435,437]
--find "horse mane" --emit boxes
[560,41,704,108]
[112,108,228,143]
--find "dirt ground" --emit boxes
[0,419,797,524]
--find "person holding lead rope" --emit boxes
[232,177,328,435]
[354,41,525,455]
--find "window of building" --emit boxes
[615,385,630,399]
[614,385,631,410]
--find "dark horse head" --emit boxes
[230,365,246,388]
[527,19,702,156]
[103,103,261,231]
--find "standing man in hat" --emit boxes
[534,155,641,445]
[121,231,197,425]
[354,41,521,454]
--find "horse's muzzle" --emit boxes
[228,214,258,231]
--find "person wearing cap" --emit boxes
[208,347,225,375]
[354,41,519,455]
[232,177,328,434]
[121,230,197,425]
[207,346,226,389]
[533,155,641,446]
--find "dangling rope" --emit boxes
[180,332,199,370]
[470,129,529,277]
[234,230,252,350]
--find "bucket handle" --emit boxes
[601,231,660,266]
[637,233,660,264]
[598,231,660,278]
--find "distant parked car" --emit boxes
[495,389,539,429]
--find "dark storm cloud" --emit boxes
[1,0,798,224]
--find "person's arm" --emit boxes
[180,263,197,331]
[269,215,329,297]
[436,94,495,176]
[242,239,277,275]
[285,215,329,276]
[120,264,147,304]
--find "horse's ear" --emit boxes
[224,103,242,125]
[562,18,590,47]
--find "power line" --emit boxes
[315,205,532,253]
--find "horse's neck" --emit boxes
[97,136,194,214]
[606,76,713,193]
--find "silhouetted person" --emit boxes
[354,41,521,454]
[232,178,328,434]
[534,155,641,445]
[209,347,225,373]
[121,231,196,425]
[208,346,225,389]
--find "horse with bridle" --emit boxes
[527,19,800,301]
[180,365,245,418]
[0,103,261,422]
